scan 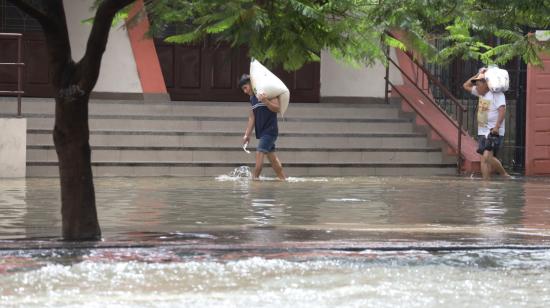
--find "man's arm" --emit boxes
[463,68,487,93]
[491,105,506,135]
[463,75,477,93]
[243,109,255,144]
[258,93,281,113]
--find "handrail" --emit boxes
[0,32,25,117]
[405,52,466,111]
[384,38,467,173]
[386,55,462,129]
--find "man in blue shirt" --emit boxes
[239,74,286,180]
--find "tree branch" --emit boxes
[79,0,136,93]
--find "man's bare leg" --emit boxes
[267,152,286,180]
[481,151,492,180]
[485,152,511,177]
[253,152,265,180]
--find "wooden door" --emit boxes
[155,39,320,102]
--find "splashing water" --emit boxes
[228,166,252,178]
[215,166,252,181]
[286,177,329,183]
[215,167,331,183]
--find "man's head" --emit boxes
[472,72,489,95]
[238,74,252,96]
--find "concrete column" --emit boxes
[0,118,27,178]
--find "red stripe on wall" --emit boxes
[127,0,167,94]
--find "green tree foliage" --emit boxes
[143,0,386,70]
[137,0,550,69]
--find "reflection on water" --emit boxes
[0,180,27,239]
[2,175,550,307]
[0,175,550,244]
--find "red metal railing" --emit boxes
[384,44,468,172]
[0,32,24,117]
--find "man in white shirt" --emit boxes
[463,68,511,180]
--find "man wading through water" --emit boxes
[463,68,511,180]
[239,74,286,180]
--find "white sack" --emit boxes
[485,66,509,93]
[250,59,290,116]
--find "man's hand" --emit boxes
[464,68,487,93]
[257,91,281,113]
[243,134,250,145]
[492,105,506,135]
[257,91,267,102]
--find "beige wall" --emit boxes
[63,0,142,94]
[0,118,26,178]
[320,48,403,98]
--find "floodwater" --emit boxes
[1,171,550,307]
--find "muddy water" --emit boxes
[1,174,550,307]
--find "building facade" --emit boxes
[1,0,548,175]
[0,0,404,102]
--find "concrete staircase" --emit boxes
[1,98,457,177]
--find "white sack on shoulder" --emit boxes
[250,59,290,116]
[485,66,509,93]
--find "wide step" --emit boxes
[27,162,457,177]
[28,130,431,148]
[2,98,400,119]
[24,115,413,134]
[28,146,446,164]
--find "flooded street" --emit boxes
[1,174,550,307]
[2,175,549,244]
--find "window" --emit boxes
[0,0,43,32]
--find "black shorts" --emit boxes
[477,135,504,157]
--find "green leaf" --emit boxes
[384,36,407,51]
[141,0,550,69]
[205,15,240,34]
[165,31,202,44]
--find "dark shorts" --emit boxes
[477,135,504,157]
[257,134,277,153]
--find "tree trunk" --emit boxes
[8,0,136,240]
[54,93,100,240]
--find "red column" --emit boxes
[525,54,550,175]
[127,0,168,99]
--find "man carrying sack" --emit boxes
[463,67,511,180]
[239,73,286,180]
